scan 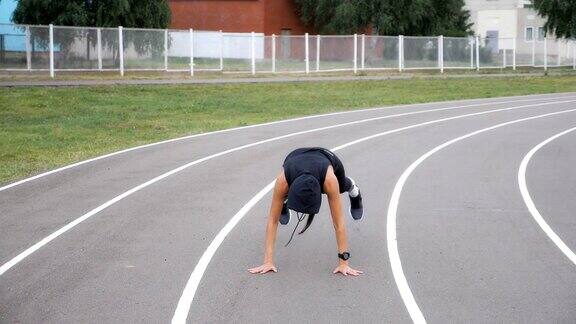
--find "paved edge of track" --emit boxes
[2,72,572,88]
[2,92,575,193]
[171,100,576,324]
[518,126,576,265]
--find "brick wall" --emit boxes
[169,0,265,33]
[169,0,313,35]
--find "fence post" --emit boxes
[475,36,480,71]
[544,37,548,70]
[399,35,403,72]
[557,40,561,66]
[272,34,276,73]
[189,29,194,76]
[532,38,536,66]
[353,33,358,74]
[573,40,575,70]
[512,38,516,70]
[220,30,224,71]
[470,37,474,69]
[361,34,365,70]
[251,32,256,75]
[119,26,124,76]
[503,48,507,68]
[0,34,3,65]
[97,28,102,71]
[316,34,320,72]
[49,24,54,78]
[25,26,31,71]
[305,33,309,74]
[164,29,168,71]
[438,35,444,73]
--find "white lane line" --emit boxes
[1,93,573,193]
[171,100,576,324]
[386,108,576,323]
[3,98,571,277]
[518,126,576,265]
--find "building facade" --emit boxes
[169,0,312,36]
[170,0,553,42]
[465,0,549,41]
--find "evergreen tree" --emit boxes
[12,0,92,27]
[12,0,170,29]
[294,0,472,36]
[12,0,171,61]
[295,0,373,34]
[532,0,576,39]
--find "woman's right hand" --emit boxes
[248,262,277,274]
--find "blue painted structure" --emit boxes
[0,0,25,51]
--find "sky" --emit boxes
[0,0,17,24]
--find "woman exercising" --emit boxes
[248,147,364,276]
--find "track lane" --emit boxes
[179,104,572,322]
[1,95,575,323]
[175,100,576,323]
[4,97,575,272]
[392,110,576,322]
[519,128,576,264]
[4,92,575,194]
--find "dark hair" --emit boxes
[298,213,315,235]
[285,212,316,247]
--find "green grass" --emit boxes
[1,74,576,185]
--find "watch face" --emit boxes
[340,252,350,260]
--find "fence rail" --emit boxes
[1,23,575,78]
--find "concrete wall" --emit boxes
[476,10,518,39]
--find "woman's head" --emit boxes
[286,174,321,215]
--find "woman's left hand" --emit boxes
[333,263,363,276]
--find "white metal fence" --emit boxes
[1,23,575,77]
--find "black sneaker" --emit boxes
[280,201,291,225]
[349,191,363,220]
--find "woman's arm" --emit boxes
[325,167,363,276]
[248,170,288,274]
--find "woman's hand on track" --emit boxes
[333,263,363,276]
[248,263,278,274]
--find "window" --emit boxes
[525,27,533,41]
[523,0,534,8]
[537,27,546,40]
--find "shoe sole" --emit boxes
[348,206,363,221]
[280,209,292,225]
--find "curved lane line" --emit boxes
[171,100,576,324]
[518,126,576,265]
[386,108,576,323]
[3,98,573,277]
[1,94,574,193]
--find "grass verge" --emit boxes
[1,74,576,185]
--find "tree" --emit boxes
[12,0,91,27]
[294,0,472,36]
[12,0,170,28]
[295,0,373,34]
[11,0,171,64]
[418,0,472,37]
[532,0,576,39]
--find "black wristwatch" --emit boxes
[338,252,350,261]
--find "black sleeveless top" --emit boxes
[283,147,337,192]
